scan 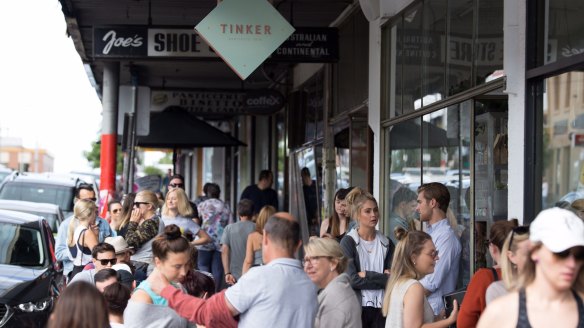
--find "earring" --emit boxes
[330,267,334,272]
[413,261,416,265]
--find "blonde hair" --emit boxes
[256,205,276,233]
[161,188,194,218]
[135,190,158,213]
[500,228,529,290]
[345,187,377,223]
[67,199,97,247]
[572,199,584,212]
[382,229,432,317]
[304,238,347,274]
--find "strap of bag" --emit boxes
[490,267,499,281]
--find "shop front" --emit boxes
[380,0,506,284]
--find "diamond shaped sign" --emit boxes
[195,0,295,80]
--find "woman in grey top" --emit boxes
[304,238,362,328]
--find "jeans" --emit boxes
[197,249,223,292]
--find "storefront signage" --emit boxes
[94,27,217,58]
[272,27,339,63]
[195,0,295,79]
[150,89,285,115]
[574,134,584,147]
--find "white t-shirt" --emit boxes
[357,236,384,308]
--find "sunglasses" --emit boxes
[509,225,529,250]
[169,183,184,188]
[111,209,122,214]
[554,247,584,261]
[97,258,117,266]
[133,201,150,207]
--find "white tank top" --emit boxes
[69,225,93,266]
[385,279,434,328]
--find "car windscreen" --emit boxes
[0,223,45,267]
[0,172,10,181]
[0,183,74,213]
[5,211,59,233]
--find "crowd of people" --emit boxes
[46,171,584,328]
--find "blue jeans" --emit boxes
[197,249,223,292]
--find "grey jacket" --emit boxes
[340,229,395,297]
[123,300,187,328]
[315,273,362,328]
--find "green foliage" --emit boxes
[159,152,173,164]
[83,140,124,174]
[144,166,164,177]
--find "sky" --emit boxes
[0,0,103,173]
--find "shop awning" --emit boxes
[135,108,246,148]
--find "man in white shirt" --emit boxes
[416,182,462,315]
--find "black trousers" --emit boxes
[362,306,386,328]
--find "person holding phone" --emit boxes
[382,228,458,328]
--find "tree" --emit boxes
[144,166,164,177]
[83,140,124,174]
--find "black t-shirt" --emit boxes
[240,184,278,214]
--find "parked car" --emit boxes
[0,200,64,234]
[0,174,85,218]
[0,209,64,328]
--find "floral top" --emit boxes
[197,198,233,251]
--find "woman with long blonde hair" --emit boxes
[340,187,393,328]
[382,229,457,327]
[67,199,98,279]
[242,205,276,274]
[161,188,211,246]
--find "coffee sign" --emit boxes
[150,89,285,116]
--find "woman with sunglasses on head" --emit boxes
[161,188,211,247]
[485,224,531,303]
[457,220,515,328]
[124,225,189,328]
[126,190,164,281]
[304,237,362,328]
[478,208,584,328]
[340,187,394,328]
[382,228,457,328]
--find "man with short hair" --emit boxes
[221,199,255,284]
[149,213,317,328]
[94,268,119,293]
[70,243,117,284]
[55,184,116,279]
[388,186,418,245]
[240,170,278,214]
[416,182,461,315]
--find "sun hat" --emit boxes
[530,207,584,253]
[104,236,134,254]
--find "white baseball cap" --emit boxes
[530,207,584,253]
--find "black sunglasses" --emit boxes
[133,201,150,207]
[112,209,122,214]
[509,226,529,250]
[169,183,184,188]
[97,258,117,266]
[554,247,584,261]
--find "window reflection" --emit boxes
[541,71,584,209]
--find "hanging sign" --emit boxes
[195,0,295,80]
[271,27,339,62]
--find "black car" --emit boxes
[0,210,64,328]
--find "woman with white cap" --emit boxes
[478,207,584,328]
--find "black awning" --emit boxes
[135,108,246,148]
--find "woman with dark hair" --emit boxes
[103,282,131,328]
[124,225,190,328]
[340,187,394,328]
[382,229,457,327]
[457,220,515,327]
[115,193,136,237]
[478,208,584,328]
[181,270,216,300]
[304,238,361,327]
[48,281,109,328]
[320,188,351,241]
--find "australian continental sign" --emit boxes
[93,26,338,62]
[150,89,285,116]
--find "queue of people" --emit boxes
[46,171,584,328]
